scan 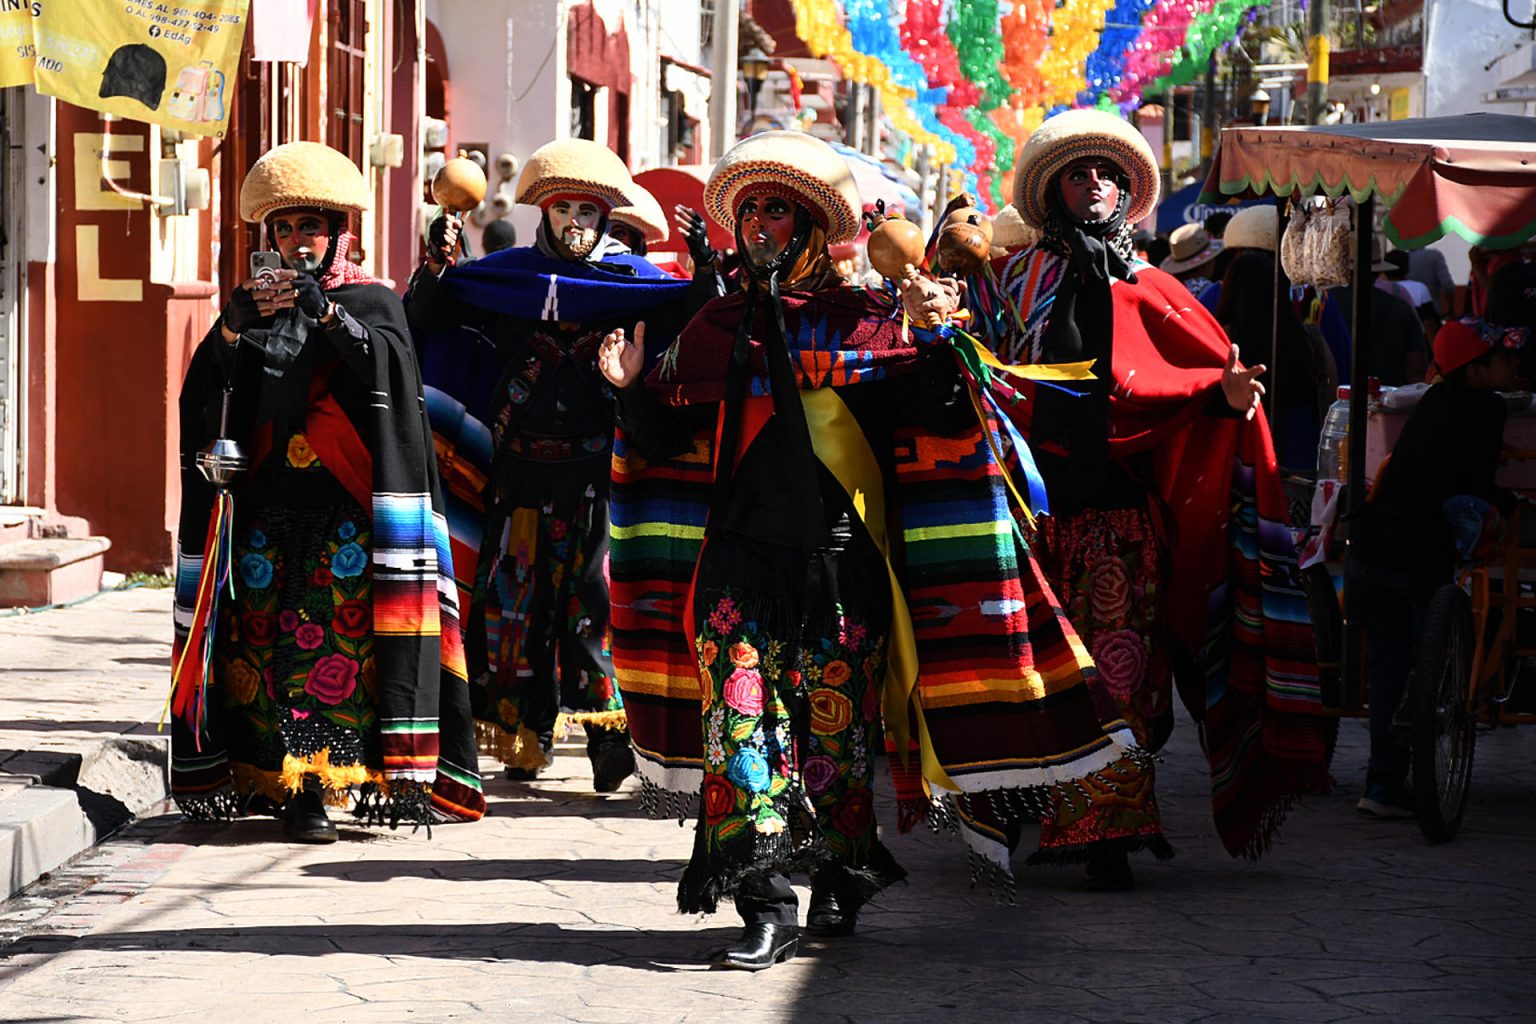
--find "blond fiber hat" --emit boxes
[610,182,670,243]
[239,141,372,224]
[990,203,1040,251]
[705,131,863,245]
[1160,223,1222,275]
[1222,205,1279,252]
[515,138,637,209]
[1014,109,1160,231]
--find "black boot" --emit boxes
[1083,848,1134,892]
[806,887,857,937]
[282,776,338,844]
[588,727,635,793]
[713,923,799,971]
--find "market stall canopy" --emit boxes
[632,166,735,253]
[1201,114,1536,250]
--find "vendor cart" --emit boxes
[1201,113,1536,842]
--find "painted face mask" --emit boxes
[545,196,607,259]
[269,209,334,274]
[736,192,798,268]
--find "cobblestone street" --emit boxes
[1,592,1534,1022]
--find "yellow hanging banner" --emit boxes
[32,0,249,137]
[0,2,40,89]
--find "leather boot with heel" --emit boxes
[713,923,799,971]
[282,775,338,844]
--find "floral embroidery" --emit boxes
[330,542,368,579]
[722,667,766,715]
[285,433,319,469]
[305,654,360,705]
[239,553,274,590]
[809,689,853,735]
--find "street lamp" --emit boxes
[1249,88,1272,127]
[740,46,772,117]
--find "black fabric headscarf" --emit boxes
[708,204,828,553]
[1033,171,1141,513]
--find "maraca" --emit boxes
[865,213,942,327]
[432,155,488,213]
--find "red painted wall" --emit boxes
[52,106,210,571]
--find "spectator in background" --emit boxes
[1159,222,1223,300]
[1485,257,1536,385]
[481,218,517,254]
[1216,250,1334,473]
[1332,245,1428,386]
[1203,210,1234,240]
[1199,205,1352,384]
[1406,244,1455,317]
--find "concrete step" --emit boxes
[0,536,112,608]
[0,736,169,901]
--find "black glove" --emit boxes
[680,206,714,268]
[428,214,461,265]
[291,273,330,320]
[222,285,263,334]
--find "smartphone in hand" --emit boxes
[249,250,283,282]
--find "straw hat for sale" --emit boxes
[1160,223,1223,275]
[239,141,372,223]
[704,130,864,245]
[609,182,670,243]
[514,138,637,210]
[1221,205,1280,252]
[1014,108,1160,231]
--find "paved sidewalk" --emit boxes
[0,588,172,900]
[0,591,1534,1022]
[0,587,171,774]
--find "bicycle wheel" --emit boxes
[1409,583,1477,844]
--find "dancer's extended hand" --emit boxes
[599,322,646,389]
[1223,344,1267,420]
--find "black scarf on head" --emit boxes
[1033,184,1142,514]
[708,205,828,554]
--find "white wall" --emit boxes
[427,0,568,246]
[1421,0,1533,284]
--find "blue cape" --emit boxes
[441,245,691,323]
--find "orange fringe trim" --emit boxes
[475,719,550,771]
[556,709,629,734]
[230,748,400,809]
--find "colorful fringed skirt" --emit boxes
[468,453,624,769]
[172,437,423,823]
[1031,505,1175,862]
[679,531,905,915]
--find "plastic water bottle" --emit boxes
[1316,385,1351,482]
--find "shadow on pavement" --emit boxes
[7,921,748,973]
[297,856,688,884]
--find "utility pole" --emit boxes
[1201,53,1217,174]
[708,0,740,160]
[1306,0,1329,124]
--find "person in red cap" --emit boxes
[1350,316,1526,817]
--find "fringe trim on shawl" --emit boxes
[965,848,1020,906]
[173,751,435,829]
[475,719,550,771]
[556,709,629,733]
[638,774,701,824]
[352,779,435,832]
[677,827,831,916]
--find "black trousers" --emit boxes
[735,872,798,927]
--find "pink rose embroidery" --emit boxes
[1088,557,1133,624]
[279,610,300,632]
[722,667,766,716]
[304,654,359,705]
[295,623,325,651]
[1091,630,1148,701]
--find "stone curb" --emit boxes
[0,734,169,902]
